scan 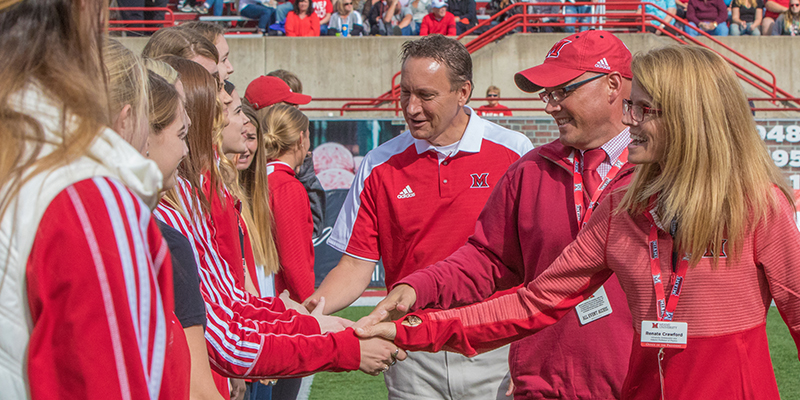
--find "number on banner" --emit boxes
[786,125,800,143]
[773,150,789,167]
[767,126,785,143]
[790,175,800,190]
[791,151,800,168]
[757,125,767,140]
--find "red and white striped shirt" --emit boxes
[26,177,185,400]
[154,177,360,378]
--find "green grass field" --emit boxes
[308,307,798,400]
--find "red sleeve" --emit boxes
[326,0,333,13]
[271,180,316,303]
[394,194,615,356]
[420,14,431,35]
[204,298,361,378]
[446,13,457,35]
[204,181,246,290]
[754,187,800,351]
[26,178,183,400]
[310,13,321,36]
[286,12,299,36]
[399,164,528,310]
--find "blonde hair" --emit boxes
[142,27,219,65]
[103,38,150,150]
[261,104,310,160]
[239,102,280,273]
[486,85,500,95]
[734,0,755,9]
[618,46,793,267]
[1,0,109,251]
[144,58,179,85]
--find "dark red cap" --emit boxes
[244,76,312,110]
[514,30,632,93]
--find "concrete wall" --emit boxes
[119,33,800,114]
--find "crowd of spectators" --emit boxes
[124,0,800,37]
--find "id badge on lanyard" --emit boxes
[640,204,689,349]
[571,149,627,325]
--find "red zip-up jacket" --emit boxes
[420,12,457,35]
[398,139,635,399]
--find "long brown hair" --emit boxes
[618,46,793,267]
[159,55,223,215]
[240,101,280,274]
[0,0,109,223]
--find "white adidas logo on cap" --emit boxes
[594,58,611,70]
[397,185,416,199]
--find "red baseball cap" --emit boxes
[244,75,312,110]
[514,30,632,93]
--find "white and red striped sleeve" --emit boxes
[25,177,182,400]
[154,195,361,377]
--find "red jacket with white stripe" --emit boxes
[155,178,360,377]
[0,85,188,400]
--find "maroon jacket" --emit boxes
[399,139,635,399]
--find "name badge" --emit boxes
[576,286,613,325]
[640,320,688,348]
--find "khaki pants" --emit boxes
[385,345,511,400]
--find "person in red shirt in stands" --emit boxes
[476,85,513,117]
[286,0,321,36]
[420,0,457,35]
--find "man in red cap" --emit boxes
[360,30,636,399]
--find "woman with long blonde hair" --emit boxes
[772,0,800,34]
[261,104,317,304]
[0,1,186,398]
[370,45,800,400]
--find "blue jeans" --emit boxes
[276,2,293,22]
[685,21,729,36]
[730,22,761,35]
[241,3,275,31]
[564,4,592,33]
[204,0,223,15]
[248,381,272,400]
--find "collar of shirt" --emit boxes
[413,105,484,156]
[578,127,631,178]
[266,160,295,176]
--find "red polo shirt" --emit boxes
[327,108,533,288]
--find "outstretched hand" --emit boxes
[353,310,398,341]
[353,284,417,336]
[312,297,354,333]
[280,290,310,315]
[358,336,407,376]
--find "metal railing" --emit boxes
[109,7,176,32]
[337,2,798,115]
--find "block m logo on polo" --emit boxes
[470,173,490,188]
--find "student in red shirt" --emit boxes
[286,0,321,36]
[261,104,317,303]
[475,85,513,116]
[420,0,457,35]
[0,1,187,398]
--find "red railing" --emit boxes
[337,2,798,115]
[109,7,176,32]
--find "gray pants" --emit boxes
[385,345,511,400]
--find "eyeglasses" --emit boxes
[343,2,352,4]
[538,74,606,104]
[622,99,662,122]
[791,3,800,6]
[486,93,499,98]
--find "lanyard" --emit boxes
[643,204,689,322]
[572,148,628,229]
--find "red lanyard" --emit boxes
[643,204,689,322]
[572,148,628,229]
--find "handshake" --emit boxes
[294,285,418,375]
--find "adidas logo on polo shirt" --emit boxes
[594,58,611,70]
[397,185,416,199]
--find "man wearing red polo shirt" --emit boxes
[360,30,636,399]
[420,0,457,35]
[306,34,532,400]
